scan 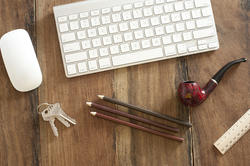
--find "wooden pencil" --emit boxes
[97,95,192,127]
[90,112,184,142]
[86,102,179,133]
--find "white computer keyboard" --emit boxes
[53,0,219,78]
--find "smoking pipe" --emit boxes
[178,58,247,107]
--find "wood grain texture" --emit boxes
[0,0,249,165]
[188,0,250,165]
[0,0,40,166]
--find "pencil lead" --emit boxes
[97,95,104,99]
[86,102,92,106]
[90,112,96,116]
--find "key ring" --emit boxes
[37,103,52,114]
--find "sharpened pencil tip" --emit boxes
[86,102,92,106]
[90,112,96,116]
[97,95,104,99]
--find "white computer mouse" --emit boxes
[0,29,42,92]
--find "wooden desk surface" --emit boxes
[0,0,249,165]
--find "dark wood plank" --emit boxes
[112,59,192,166]
[0,0,39,166]
[36,0,115,165]
[187,0,250,165]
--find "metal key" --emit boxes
[38,103,76,137]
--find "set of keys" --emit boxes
[38,103,76,137]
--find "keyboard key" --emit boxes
[181,11,191,20]
[77,31,86,39]
[113,34,123,43]
[173,33,182,42]
[109,24,118,33]
[143,7,153,17]
[119,22,129,31]
[186,20,195,29]
[177,44,187,53]
[164,4,174,13]
[130,20,139,29]
[141,39,151,48]
[145,0,154,6]
[70,21,79,30]
[193,28,214,39]
[67,64,77,75]
[152,38,161,46]
[88,28,97,37]
[140,19,150,27]
[134,30,144,39]
[176,23,185,31]
[112,13,121,22]
[175,2,184,11]
[58,16,67,22]
[209,42,219,48]
[110,45,119,54]
[162,35,172,44]
[150,17,160,26]
[120,43,130,52]
[92,38,101,47]
[112,6,121,12]
[123,11,132,20]
[195,0,209,7]
[91,17,100,26]
[91,10,100,16]
[156,0,164,4]
[133,9,143,18]
[183,32,192,40]
[165,24,175,33]
[98,26,108,35]
[101,16,111,24]
[80,12,89,18]
[59,23,69,32]
[112,48,163,66]
[124,32,133,41]
[123,4,132,10]
[198,44,208,50]
[145,28,154,37]
[185,1,194,9]
[69,14,78,20]
[171,13,181,22]
[103,36,112,45]
[78,62,88,72]
[192,9,201,18]
[134,2,143,8]
[80,19,89,28]
[161,15,170,24]
[65,52,87,63]
[164,45,177,56]
[202,7,212,16]
[63,42,80,53]
[81,40,91,49]
[99,58,111,68]
[154,6,163,15]
[99,47,109,56]
[188,46,198,52]
[131,41,140,50]
[155,26,164,35]
[102,8,111,14]
[196,17,213,28]
[61,32,76,43]
[88,60,98,70]
[89,49,98,58]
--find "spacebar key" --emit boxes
[112,48,164,66]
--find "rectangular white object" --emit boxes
[214,109,250,155]
[53,0,219,78]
